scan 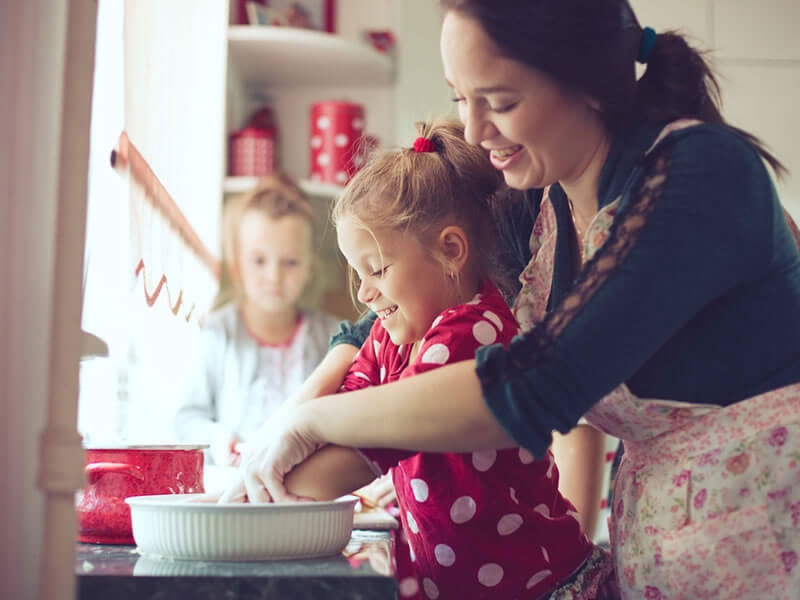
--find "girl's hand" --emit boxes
[355,473,396,509]
[211,430,243,467]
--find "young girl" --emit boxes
[174,172,340,467]
[239,120,617,599]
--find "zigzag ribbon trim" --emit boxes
[134,258,196,322]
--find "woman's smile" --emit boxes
[488,145,524,170]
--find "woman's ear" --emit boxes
[437,225,469,274]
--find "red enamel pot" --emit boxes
[76,444,208,545]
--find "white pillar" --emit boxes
[38,2,98,600]
[0,1,96,599]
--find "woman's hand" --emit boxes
[219,402,319,504]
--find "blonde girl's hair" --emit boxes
[213,171,317,309]
[331,117,507,304]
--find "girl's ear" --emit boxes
[437,225,469,274]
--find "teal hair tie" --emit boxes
[637,26,657,64]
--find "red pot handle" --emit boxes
[85,461,145,485]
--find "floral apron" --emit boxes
[514,120,800,599]
[585,383,800,599]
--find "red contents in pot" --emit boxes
[76,445,206,545]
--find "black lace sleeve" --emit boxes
[477,124,786,456]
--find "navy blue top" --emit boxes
[477,121,800,456]
[332,121,800,458]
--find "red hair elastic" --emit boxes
[413,136,436,153]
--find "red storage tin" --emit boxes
[309,101,366,186]
[229,107,278,177]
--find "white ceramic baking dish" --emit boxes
[126,493,358,561]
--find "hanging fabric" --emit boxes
[113,0,228,322]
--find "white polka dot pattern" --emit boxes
[434,543,456,567]
[353,371,370,382]
[334,133,349,147]
[421,343,449,365]
[317,115,331,129]
[472,449,496,471]
[477,563,504,587]
[397,577,419,598]
[526,569,552,589]
[406,511,419,534]
[518,448,534,464]
[449,496,477,524]
[567,510,581,522]
[379,365,386,383]
[422,578,439,599]
[399,577,419,597]
[351,284,588,599]
[472,320,497,345]
[410,478,429,502]
[483,310,503,331]
[497,513,523,536]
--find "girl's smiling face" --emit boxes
[440,10,603,191]
[336,213,457,347]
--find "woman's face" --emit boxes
[440,10,604,191]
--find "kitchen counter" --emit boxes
[75,530,397,600]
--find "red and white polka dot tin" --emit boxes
[309,101,367,186]
[229,107,278,177]
[229,126,277,177]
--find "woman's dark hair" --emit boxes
[439,0,786,176]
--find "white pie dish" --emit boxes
[126,493,358,561]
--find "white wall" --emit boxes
[632,0,800,218]
[391,0,454,144]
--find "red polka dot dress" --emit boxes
[341,281,593,599]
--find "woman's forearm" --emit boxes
[303,359,517,453]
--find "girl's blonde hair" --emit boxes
[214,171,317,309]
[331,118,506,304]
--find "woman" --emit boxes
[233,1,800,597]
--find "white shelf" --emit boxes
[227,26,394,89]
[224,176,344,199]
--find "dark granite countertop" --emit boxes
[75,530,397,599]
